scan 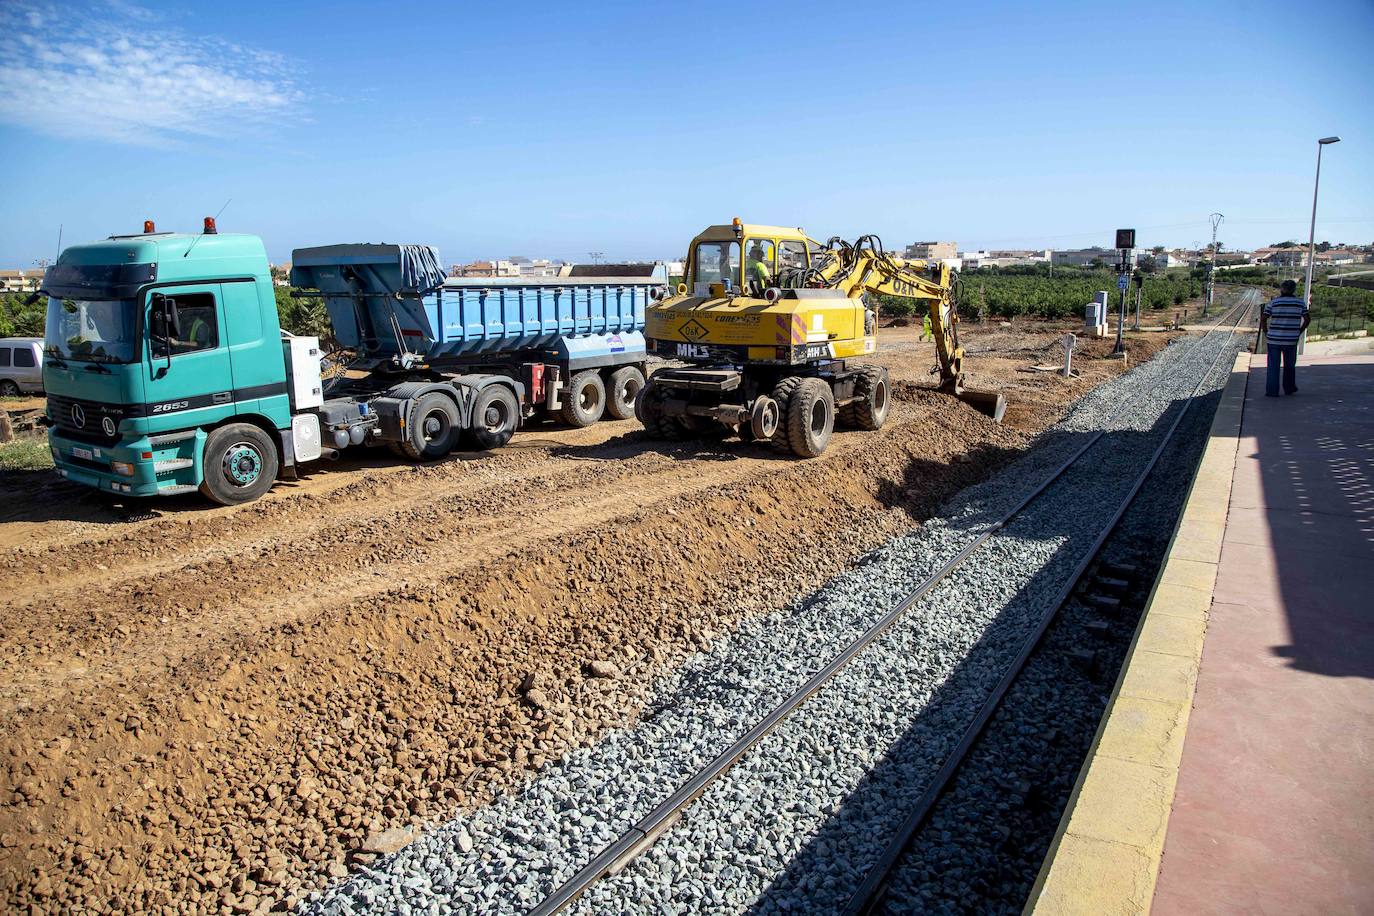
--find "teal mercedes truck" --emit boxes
[40,219,658,505]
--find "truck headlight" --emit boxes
[111,461,135,477]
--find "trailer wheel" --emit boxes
[785,377,835,458]
[468,385,519,451]
[606,366,646,421]
[561,370,606,428]
[840,366,890,431]
[400,392,460,460]
[199,423,279,506]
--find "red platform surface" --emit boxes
[1153,354,1374,915]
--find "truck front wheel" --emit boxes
[468,385,519,451]
[400,392,461,459]
[200,423,279,506]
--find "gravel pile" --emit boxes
[298,303,1252,915]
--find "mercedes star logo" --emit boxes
[71,404,86,429]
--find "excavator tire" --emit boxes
[785,377,835,458]
[635,380,687,441]
[840,366,890,431]
[769,376,803,451]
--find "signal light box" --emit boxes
[1115,228,1136,250]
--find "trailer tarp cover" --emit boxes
[289,243,447,357]
[399,245,446,294]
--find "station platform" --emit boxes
[1028,348,1374,915]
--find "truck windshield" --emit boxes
[693,241,740,291]
[44,296,139,363]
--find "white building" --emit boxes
[1051,247,1135,268]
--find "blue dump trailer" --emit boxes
[291,244,663,438]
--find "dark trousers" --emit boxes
[1266,343,1298,396]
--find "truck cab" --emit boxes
[43,223,293,502]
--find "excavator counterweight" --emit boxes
[637,221,1007,457]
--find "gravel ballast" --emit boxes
[299,297,1254,915]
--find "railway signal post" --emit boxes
[1113,228,1135,356]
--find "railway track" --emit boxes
[525,291,1260,916]
[841,289,1258,914]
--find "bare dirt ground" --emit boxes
[0,320,1179,913]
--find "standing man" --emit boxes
[1259,279,1310,397]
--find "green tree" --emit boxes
[0,293,45,338]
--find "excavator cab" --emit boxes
[690,239,740,297]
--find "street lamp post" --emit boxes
[1304,137,1341,307]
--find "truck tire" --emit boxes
[468,385,519,451]
[606,366,646,421]
[785,377,835,458]
[769,376,803,450]
[635,380,686,441]
[840,366,890,431]
[199,423,279,506]
[399,392,461,460]
[561,370,606,427]
[0,380,20,398]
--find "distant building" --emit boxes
[1255,248,1306,268]
[518,258,561,278]
[905,241,958,261]
[960,248,1052,269]
[269,262,292,287]
[1315,249,1359,266]
[452,259,520,278]
[0,269,41,292]
[1051,247,1133,268]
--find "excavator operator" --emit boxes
[746,241,773,295]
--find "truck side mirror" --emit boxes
[149,294,182,367]
[150,294,182,339]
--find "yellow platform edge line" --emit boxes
[1024,352,1250,916]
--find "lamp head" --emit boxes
[1318,136,1341,144]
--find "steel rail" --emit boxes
[843,288,1258,915]
[526,291,1257,916]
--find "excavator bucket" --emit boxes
[958,387,1007,423]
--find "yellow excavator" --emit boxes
[636,219,1006,457]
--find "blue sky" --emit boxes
[1,0,1371,267]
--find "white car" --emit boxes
[0,338,44,396]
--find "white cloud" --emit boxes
[0,1,302,146]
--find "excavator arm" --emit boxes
[794,235,1003,420]
[806,235,964,390]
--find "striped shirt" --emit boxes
[1263,295,1308,345]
